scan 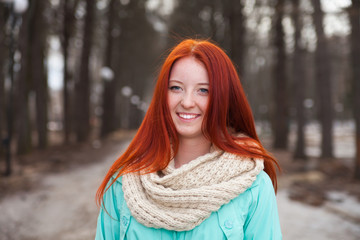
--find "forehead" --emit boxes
[169,56,209,84]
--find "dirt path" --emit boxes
[0,140,128,240]
[0,140,360,240]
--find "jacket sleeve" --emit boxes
[243,172,282,240]
[95,178,122,240]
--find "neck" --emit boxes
[174,136,211,168]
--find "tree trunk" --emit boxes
[292,0,307,160]
[272,0,289,149]
[313,0,334,159]
[31,0,48,149]
[209,0,218,42]
[227,0,245,75]
[61,0,78,144]
[75,0,95,142]
[62,0,71,144]
[349,0,360,179]
[0,5,12,175]
[115,0,158,130]
[0,5,7,156]
[16,2,34,155]
[100,0,117,137]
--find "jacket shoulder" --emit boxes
[248,171,274,191]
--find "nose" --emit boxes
[181,92,195,108]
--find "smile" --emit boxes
[177,113,200,120]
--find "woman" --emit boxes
[95,39,282,239]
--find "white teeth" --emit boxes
[179,113,198,119]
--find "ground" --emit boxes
[0,130,359,239]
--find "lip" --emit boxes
[176,112,200,122]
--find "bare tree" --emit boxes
[0,5,7,156]
[349,0,360,178]
[75,0,95,142]
[31,0,49,149]
[292,0,307,160]
[225,0,246,75]
[115,0,159,130]
[100,0,117,137]
[208,0,218,41]
[272,0,289,149]
[313,0,333,159]
[15,0,49,152]
[16,1,34,154]
[61,0,80,144]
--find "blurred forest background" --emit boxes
[0,0,359,182]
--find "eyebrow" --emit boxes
[169,80,209,85]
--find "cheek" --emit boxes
[199,98,209,112]
[167,94,178,111]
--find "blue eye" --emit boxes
[199,88,209,93]
[169,86,181,91]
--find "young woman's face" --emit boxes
[168,56,209,140]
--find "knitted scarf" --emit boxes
[122,149,264,231]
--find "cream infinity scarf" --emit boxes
[122,149,264,231]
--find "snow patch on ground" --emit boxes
[278,190,360,240]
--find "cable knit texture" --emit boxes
[122,148,264,231]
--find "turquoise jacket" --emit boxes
[95,171,282,239]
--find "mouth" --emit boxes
[177,113,200,120]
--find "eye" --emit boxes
[169,86,182,91]
[199,88,209,94]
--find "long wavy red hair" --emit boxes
[96,39,280,206]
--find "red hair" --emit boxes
[96,39,280,206]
